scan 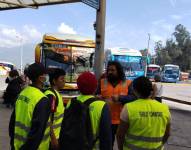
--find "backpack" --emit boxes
[59,97,99,150]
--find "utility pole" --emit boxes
[20,38,23,74]
[145,33,150,76]
[16,35,23,74]
[94,0,106,79]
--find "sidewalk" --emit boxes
[1,98,191,150]
[165,108,191,150]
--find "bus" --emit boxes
[0,61,16,76]
[146,64,161,81]
[105,48,146,80]
[35,33,95,103]
[161,64,180,83]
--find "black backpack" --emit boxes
[59,97,99,150]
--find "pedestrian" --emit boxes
[3,69,23,108]
[152,74,163,103]
[117,76,171,150]
[59,71,112,150]
[98,61,132,148]
[44,68,66,150]
[9,63,51,150]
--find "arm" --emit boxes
[118,84,137,104]
[5,77,10,83]
[9,109,15,149]
[99,104,112,150]
[116,120,129,150]
[116,106,129,150]
[118,95,137,105]
[46,94,59,149]
[151,83,157,99]
[162,123,171,144]
[20,97,51,150]
[50,125,59,150]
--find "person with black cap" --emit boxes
[9,63,51,150]
[44,68,66,150]
[117,76,170,150]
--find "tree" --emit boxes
[155,24,191,71]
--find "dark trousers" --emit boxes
[155,97,162,103]
[111,124,118,149]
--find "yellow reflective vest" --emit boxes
[66,95,106,149]
[44,89,64,139]
[14,86,50,150]
[124,99,170,150]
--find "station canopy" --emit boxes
[0,0,81,11]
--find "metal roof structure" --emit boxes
[0,0,81,11]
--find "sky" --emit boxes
[1,0,191,68]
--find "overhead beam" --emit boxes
[0,0,38,9]
[0,0,80,11]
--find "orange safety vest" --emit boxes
[101,78,131,124]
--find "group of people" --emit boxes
[3,69,24,108]
[7,61,170,150]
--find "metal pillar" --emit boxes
[94,0,106,79]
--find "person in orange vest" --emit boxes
[98,61,132,148]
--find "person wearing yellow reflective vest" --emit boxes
[9,63,51,150]
[44,68,65,150]
[117,76,171,150]
[60,72,112,150]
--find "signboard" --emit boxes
[82,0,99,9]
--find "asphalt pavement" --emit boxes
[1,97,191,150]
[0,77,191,150]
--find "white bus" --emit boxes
[161,64,180,83]
[147,64,161,81]
[105,48,146,80]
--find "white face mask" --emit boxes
[45,75,49,83]
[43,75,50,87]
[8,76,13,81]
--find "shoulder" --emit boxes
[122,79,132,86]
[100,78,107,84]
[44,89,54,96]
[37,96,50,107]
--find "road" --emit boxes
[0,77,191,150]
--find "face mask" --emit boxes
[45,75,49,83]
[40,75,50,88]
[8,76,13,81]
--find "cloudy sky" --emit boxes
[1,0,191,68]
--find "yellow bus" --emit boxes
[35,33,95,104]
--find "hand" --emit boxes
[112,95,119,103]
[96,95,104,100]
[104,98,113,104]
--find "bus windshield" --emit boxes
[147,67,160,75]
[113,55,143,71]
[36,34,95,83]
[165,69,179,75]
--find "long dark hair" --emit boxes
[107,61,125,81]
